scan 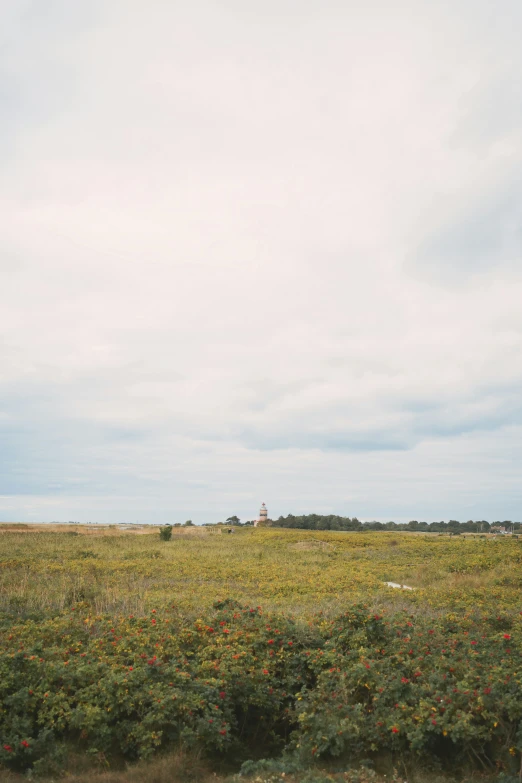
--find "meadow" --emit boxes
[1,525,522,782]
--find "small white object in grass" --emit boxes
[385,581,414,590]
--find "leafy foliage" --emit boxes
[274,515,520,534]
[2,528,522,778]
[1,597,522,776]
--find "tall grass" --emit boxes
[1,751,216,783]
[1,526,521,620]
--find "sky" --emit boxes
[1,0,522,524]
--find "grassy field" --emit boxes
[1,525,522,782]
[2,524,521,618]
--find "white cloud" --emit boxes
[1,0,522,522]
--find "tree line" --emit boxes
[269,514,520,533]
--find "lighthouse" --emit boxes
[256,502,268,527]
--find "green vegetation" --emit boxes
[1,526,522,782]
[158,525,172,542]
[272,515,520,534]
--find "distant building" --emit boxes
[255,503,268,527]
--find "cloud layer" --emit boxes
[1,0,522,522]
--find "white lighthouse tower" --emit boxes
[255,502,268,527]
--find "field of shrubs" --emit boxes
[1,525,522,782]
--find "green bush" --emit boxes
[1,600,522,777]
[159,525,172,541]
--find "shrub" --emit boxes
[1,600,522,777]
[159,525,172,541]
[3,530,522,779]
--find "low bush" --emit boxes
[1,600,522,778]
[159,526,172,542]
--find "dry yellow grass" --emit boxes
[0,523,159,537]
[0,522,217,537]
[1,752,218,782]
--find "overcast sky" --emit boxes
[1,0,522,524]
